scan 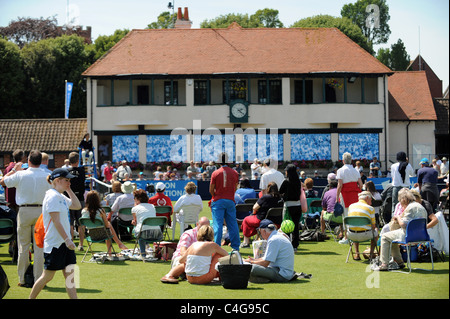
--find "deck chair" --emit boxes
[343,216,379,263]
[133,216,167,262]
[117,207,134,240]
[304,198,322,230]
[155,205,173,240]
[391,218,434,273]
[323,208,343,242]
[172,205,201,240]
[265,207,283,228]
[0,219,15,263]
[79,217,117,263]
[235,203,254,229]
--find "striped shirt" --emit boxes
[348,199,376,231]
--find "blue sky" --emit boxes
[1,0,448,89]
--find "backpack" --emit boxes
[34,214,51,248]
[299,230,327,242]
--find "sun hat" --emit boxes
[156,182,166,192]
[121,181,137,194]
[257,219,276,230]
[49,168,75,181]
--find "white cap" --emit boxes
[156,182,166,191]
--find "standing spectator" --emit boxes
[250,158,262,180]
[102,161,114,183]
[259,158,285,196]
[233,163,243,176]
[440,157,449,177]
[79,133,93,166]
[209,152,240,250]
[29,168,81,299]
[390,151,415,214]
[279,164,305,250]
[417,158,439,211]
[205,161,217,178]
[39,152,52,174]
[335,152,363,244]
[148,182,173,226]
[116,160,132,181]
[1,150,51,287]
[66,152,86,251]
[3,149,26,214]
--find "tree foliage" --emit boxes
[147,11,177,29]
[200,8,283,28]
[376,38,410,71]
[291,15,373,54]
[93,29,129,60]
[341,0,391,45]
[0,16,59,49]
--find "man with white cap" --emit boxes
[148,182,173,226]
[346,191,378,260]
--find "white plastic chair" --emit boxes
[172,205,201,240]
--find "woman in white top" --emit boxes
[29,168,81,299]
[161,225,228,284]
[131,189,162,254]
[173,182,203,227]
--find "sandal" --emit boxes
[353,253,361,261]
[160,275,179,284]
[377,264,389,271]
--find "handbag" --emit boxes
[218,250,252,289]
[334,202,344,216]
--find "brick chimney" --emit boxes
[174,7,192,29]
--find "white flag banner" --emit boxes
[65,81,73,119]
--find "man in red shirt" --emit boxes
[209,152,241,250]
[149,182,173,226]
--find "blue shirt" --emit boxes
[264,231,295,280]
[234,188,257,204]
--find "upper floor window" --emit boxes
[258,79,282,104]
[223,80,247,103]
[294,80,313,104]
[164,81,178,105]
[194,80,209,105]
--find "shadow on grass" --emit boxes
[44,286,102,294]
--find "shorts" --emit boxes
[44,243,76,271]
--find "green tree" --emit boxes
[93,29,129,60]
[147,11,177,29]
[200,13,261,28]
[376,47,392,69]
[0,39,26,118]
[341,0,391,46]
[21,35,95,118]
[376,39,410,71]
[250,9,284,28]
[291,15,373,54]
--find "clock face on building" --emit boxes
[229,99,249,123]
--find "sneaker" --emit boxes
[77,245,84,251]
[338,238,349,245]
[240,243,250,248]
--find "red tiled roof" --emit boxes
[0,118,87,153]
[83,24,392,77]
[388,71,437,121]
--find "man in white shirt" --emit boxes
[440,157,449,177]
[259,158,285,195]
[1,150,51,287]
[116,160,132,180]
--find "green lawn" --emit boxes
[1,201,448,300]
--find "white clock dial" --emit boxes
[231,103,247,118]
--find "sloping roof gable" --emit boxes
[0,119,87,153]
[388,71,437,121]
[83,25,392,77]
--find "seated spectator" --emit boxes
[320,179,340,238]
[240,182,283,248]
[160,225,228,284]
[110,181,136,238]
[81,191,127,254]
[131,189,162,256]
[105,181,123,219]
[149,182,173,226]
[303,178,319,198]
[376,188,427,271]
[244,219,296,283]
[234,179,257,204]
[346,191,378,260]
[363,180,382,219]
[173,182,203,229]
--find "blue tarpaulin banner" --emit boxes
[65,81,73,119]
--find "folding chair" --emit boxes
[133,216,167,262]
[371,199,383,227]
[172,205,201,240]
[265,207,283,228]
[155,205,173,240]
[391,218,434,273]
[117,207,134,240]
[0,219,15,263]
[244,198,258,204]
[343,216,379,263]
[79,217,117,263]
[235,203,254,229]
[323,209,343,242]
